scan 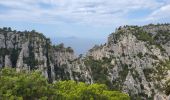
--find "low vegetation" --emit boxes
[84,56,112,87]
[0,68,130,100]
[53,43,74,53]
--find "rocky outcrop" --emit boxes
[154,93,170,100]
[5,55,12,67]
[87,24,170,99]
[0,28,92,83]
[51,44,93,83]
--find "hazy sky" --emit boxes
[0,0,170,39]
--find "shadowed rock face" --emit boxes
[0,23,170,99]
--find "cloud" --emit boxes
[147,4,170,21]
[0,0,168,26]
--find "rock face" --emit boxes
[87,24,170,99]
[50,44,93,83]
[0,28,92,83]
[154,93,170,100]
[0,28,51,79]
[0,24,170,99]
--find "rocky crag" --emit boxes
[0,24,170,99]
[0,28,92,83]
[87,24,170,99]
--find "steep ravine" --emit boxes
[0,24,170,99]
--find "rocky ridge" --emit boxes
[87,24,170,99]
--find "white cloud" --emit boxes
[147,4,170,21]
[0,0,168,26]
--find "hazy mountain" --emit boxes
[51,37,106,55]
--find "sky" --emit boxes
[0,0,170,39]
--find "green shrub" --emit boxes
[0,68,130,100]
[53,80,130,100]
[137,52,143,59]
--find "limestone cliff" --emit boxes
[0,27,92,83]
[50,43,92,83]
[87,24,170,99]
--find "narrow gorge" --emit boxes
[0,24,170,99]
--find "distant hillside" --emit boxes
[51,37,106,55]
